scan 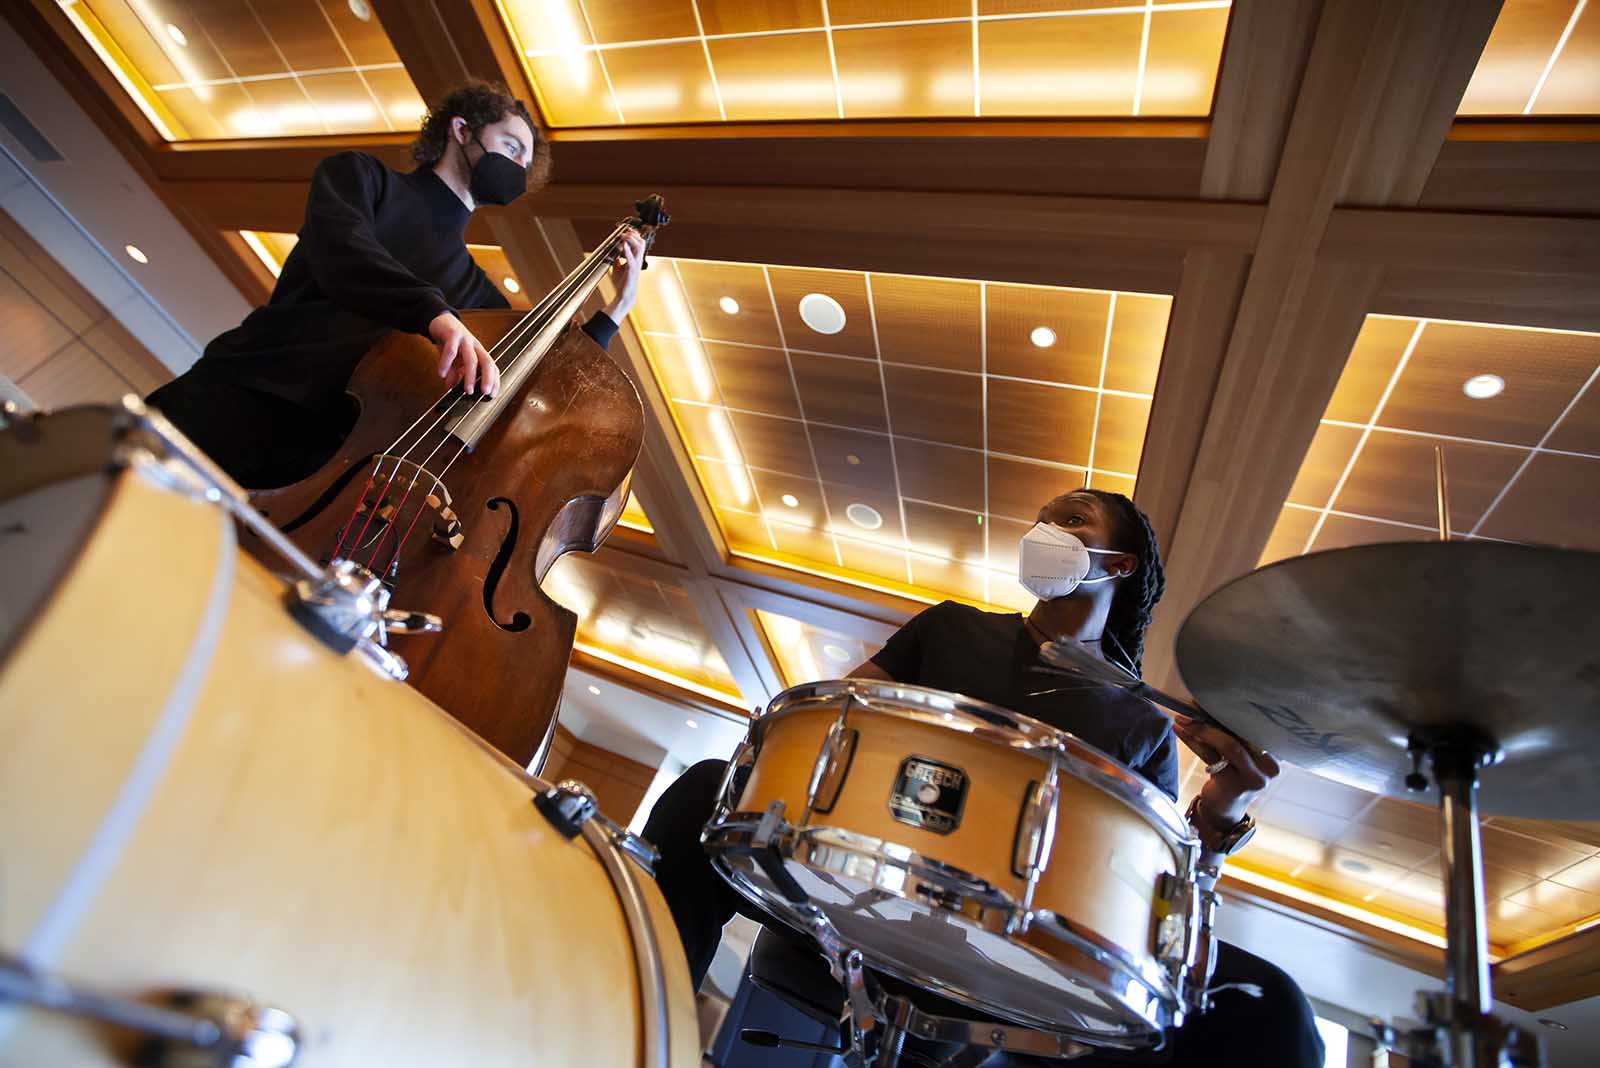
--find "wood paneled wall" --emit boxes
[0,209,170,408]
[541,724,659,827]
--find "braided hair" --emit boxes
[1083,489,1165,677]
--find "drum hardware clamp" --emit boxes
[0,953,300,1067]
[111,396,442,683]
[533,779,661,874]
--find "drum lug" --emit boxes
[0,954,300,1067]
[533,780,661,874]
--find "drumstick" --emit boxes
[1029,640,1257,745]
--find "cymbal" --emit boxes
[1174,542,1600,819]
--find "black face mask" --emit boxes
[462,135,526,206]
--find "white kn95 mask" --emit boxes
[1018,523,1126,600]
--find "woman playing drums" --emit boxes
[645,488,1325,1066]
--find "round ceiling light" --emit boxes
[124,244,148,264]
[781,493,799,508]
[1030,326,1057,349]
[684,718,699,729]
[798,292,846,335]
[845,502,883,530]
[845,453,861,466]
[503,276,520,294]
[821,643,851,663]
[586,684,601,696]
[1337,857,1373,875]
[166,23,188,47]
[719,296,740,315]
[1463,373,1505,399]
[348,0,373,21]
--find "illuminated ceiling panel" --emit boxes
[1261,314,1600,567]
[630,256,1168,610]
[1459,0,1600,116]
[236,230,532,309]
[544,553,742,703]
[61,0,426,140]
[755,610,875,689]
[501,0,1230,127]
[1229,766,1600,957]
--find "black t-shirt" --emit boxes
[188,151,617,413]
[869,600,1179,799]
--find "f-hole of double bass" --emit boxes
[482,496,532,632]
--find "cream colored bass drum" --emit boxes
[0,400,698,1067]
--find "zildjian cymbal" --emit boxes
[1173,541,1600,819]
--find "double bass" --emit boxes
[248,196,668,767]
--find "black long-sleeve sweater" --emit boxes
[188,151,616,413]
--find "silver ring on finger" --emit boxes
[1206,759,1230,776]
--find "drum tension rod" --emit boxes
[533,779,660,874]
[0,954,299,1067]
[747,800,811,905]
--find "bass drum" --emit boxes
[0,403,698,1067]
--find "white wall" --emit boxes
[0,19,251,374]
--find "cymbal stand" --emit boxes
[1375,730,1541,1068]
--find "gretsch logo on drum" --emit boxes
[888,756,968,834]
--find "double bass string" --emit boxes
[356,227,631,576]
[335,226,625,565]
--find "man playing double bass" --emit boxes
[149,80,645,489]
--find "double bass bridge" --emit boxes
[334,454,463,563]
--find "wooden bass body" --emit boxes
[248,311,644,766]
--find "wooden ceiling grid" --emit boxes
[628,255,1168,611]
[59,0,426,140]
[1261,313,1600,563]
[10,0,1600,989]
[503,0,1232,127]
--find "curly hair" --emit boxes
[410,79,551,188]
[1082,488,1166,677]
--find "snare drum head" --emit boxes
[718,847,1169,1043]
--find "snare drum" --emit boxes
[0,402,698,1067]
[704,680,1204,1049]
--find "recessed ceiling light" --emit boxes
[684,718,699,729]
[124,244,148,264]
[821,643,851,663]
[781,493,799,508]
[845,502,882,530]
[165,23,188,47]
[586,684,600,696]
[503,276,520,294]
[1538,1018,1568,1031]
[943,712,955,722]
[1030,326,1056,348]
[798,292,846,335]
[1463,373,1505,399]
[719,296,740,315]
[845,453,861,466]
[1337,857,1373,875]
[348,0,373,21]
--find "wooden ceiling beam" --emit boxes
[1132,0,1322,559]
[540,184,1264,251]
[1140,0,1505,694]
